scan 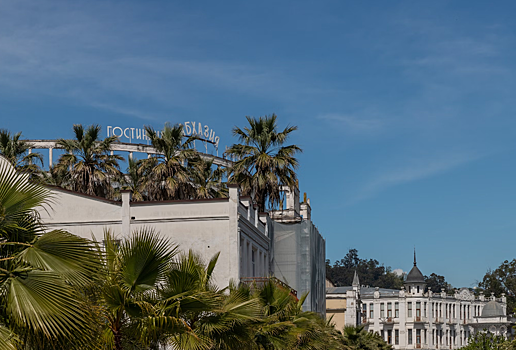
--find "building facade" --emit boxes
[327,256,512,349]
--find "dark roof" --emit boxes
[481,300,505,317]
[326,286,399,297]
[405,265,425,284]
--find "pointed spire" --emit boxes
[352,270,360,287]
[414,247,417,266]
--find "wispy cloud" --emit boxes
[354,151,487,202]
[318,113,385,134]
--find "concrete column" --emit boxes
[129,152,133,161]
[49,147,53,167]
[121,190,132,235]
[227,184,240,282]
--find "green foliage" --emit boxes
[459,332,513,350]
[326,249,404,289]
[0,161,101,349]
[55,124,123,199]
[140,123,199,200]
[0,129,42,176]
[424,273,453,293]
[477,259,516,313]
[225,114,302,212]
[340,325,392,350]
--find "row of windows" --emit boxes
[363,302,481,320]
[380,329,472,346]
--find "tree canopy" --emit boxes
[477,259,516,313]
[326,249,404,289]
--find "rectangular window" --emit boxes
[395,330,399,345]
[395,302,399,318]
[251,250,256,276]
[431,303,434,318]
[387,302,392,318]
[416,329,421,345]
[363,303,367,316]
[380,303,385,318]
[408,302,412,317]
[416,301,421,318]
[439,303,442,318]
[408,329,413,345]
[424,329,427,344]
[424,302,427,317]
[381,330,384,341]
[370,303,374,319]
[387,330,392,344]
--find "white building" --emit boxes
[1,151,327,312]
[38,184,272,288]
[327,255,512,349]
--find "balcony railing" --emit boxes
[240,277,298,298]
[416,344,422,349]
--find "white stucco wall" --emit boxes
[38,185,271,289]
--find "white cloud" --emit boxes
[392,269,405,277]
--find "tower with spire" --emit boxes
[404,249,426,296]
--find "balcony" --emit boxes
[381,317,395,324]
[240,277,298,298]
[435,318,443,324]
[414,316,426,323]
[416,344,422,349]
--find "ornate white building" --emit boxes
[326,255,512,349]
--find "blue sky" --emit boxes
[1,0,516,287]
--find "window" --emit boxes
[387,302,392,318]
[380,303,385,318]
[417,286,420,293]
[381,330,384,340]
[433,330,435,345]
[424,302,427,317]
[416,302,421,317]
[431,303,434,318]
[395,330,399,345]
[387,330,392,344]
[408,302,412,317]
[363,303,367,316]
[370,303,374,319]
[416,329,421,345]
[424,329,427,344]
[395,302,399,318]
[408,329,412,345]
[409,286,412,293]
[251,250,256,276]
[439,303,442,318]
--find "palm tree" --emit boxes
[95,228,177,350]
[140,123,198,200]
[188,157,228,199]
[340,325,391,350]
[147,251,261,350]
[116,157,146,201]
[0,129,42,174]
[0,161,101,349]
[246,279,340,350]
[225,115,302,212]
[56,124,123,198]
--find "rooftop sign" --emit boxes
[107,122,220,149]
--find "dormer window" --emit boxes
[417,286,420,293]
